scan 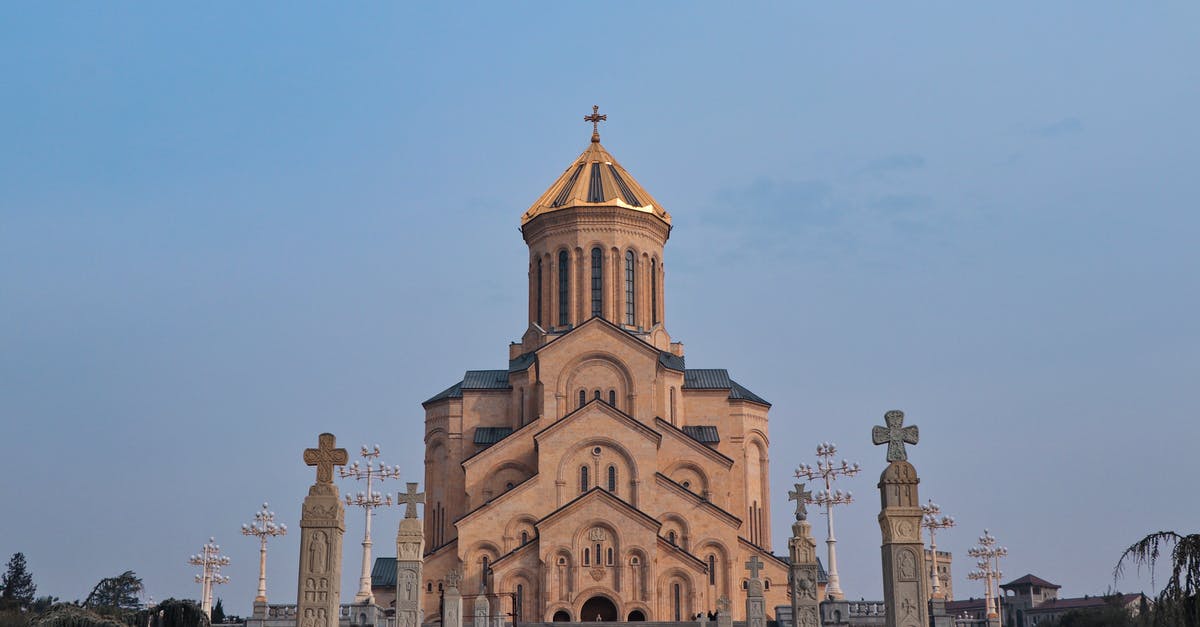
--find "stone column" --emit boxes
[297,434,349,627]
[872,411,929,627]
[744,557,766,627]
[395,483,425,627]
[443,571,463,627]
[787,505,821,627]
[716,596,732,627]
[473,591,489,627]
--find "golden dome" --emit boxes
[521,138,670,227]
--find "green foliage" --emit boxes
[30,605,125,627]
[145,599,209,627]
[83,573,143,615]
[207,601,222,626]
[1042,598,1137,627]
[1115,531,1200,626]
[1,553,37,611]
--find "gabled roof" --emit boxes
[658,351,686,371]
[653,417,734,468]
[537,487,662,532]
[682,425,720,444]
[521,138,670,227]
[473,427,513,446]
[684,369,771,406]
[1026,594,1144,614]
[370,557,397,587]
[423,369,511,406]
[536,398,663,446]
[1001,574,1061,590]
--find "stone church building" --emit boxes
[418,120,797,623]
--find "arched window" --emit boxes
[591,247,603,318]
[481,556,489,588]
[708,555,716,585]
[427,582,433,593]
[651,258,658,325]
[607,547,614,566]
[625,251,636,326]
[583,548,591,565]
[520,531,529,545]
[579,389,586,408]
[668,531,677,545]
[673,583,682,621]
[764,580,771,590]
[515,584,524,621]
[536,258,543,327]
[505,482,514,491]
[558,250,570,327]
[438,582,443,592]
[594,389,601,401]
[608,390,616,406]
[580,466,589,492]
[607,465,617,491]
[741,580,748,590]
[519,387,525,426]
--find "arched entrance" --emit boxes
[627,610,646,621]
[580,596,618,622]
[552,610,571,622]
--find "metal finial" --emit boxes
[584,105,607,142]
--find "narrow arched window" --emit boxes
[607,547,614,565]
[515,584,524,621]
[519,387,525,426]
[708,555,716,585]
[591,247,603,318]
[583,548,591,565]
[670,387,677,425]
[625,251,636,326]
[427,582,433,593]
[764,580,771,590]
[579,389,586,408]
[481,556,489,588]
[607,465,616,491]
[668,531,677,545]
[558,250,570,327]
[673,583,682,621]
[580,466,589,492]
[594,389,601,401]
[536,258,543,327]
[608,390,616,406]
[521,531,529,545]
[651,258,658,325]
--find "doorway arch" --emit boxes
[627,609,646,621]
[552,610,571,622]
[580,595,618,621]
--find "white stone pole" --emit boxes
[795,442,860,600]
[188,537,230,619]
[921,499,956,599]
[242,502,287,614]
[341,444,401,605]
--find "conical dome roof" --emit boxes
[521,137,670,227]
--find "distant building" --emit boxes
[923,549,953,601]
[946,574,1147,627]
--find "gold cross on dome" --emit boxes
[584,105,607,141]
[303,432,348,485]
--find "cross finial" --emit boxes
[303,432,348,484]
[872,409,919,462]
[584,105,606,143]
[398,482,425,519]
[788,483,813,521]
[744,555,764,580]
[445,568,462,589]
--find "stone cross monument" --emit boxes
[788,483,821,627]
[297,433,349,627]
[395,482,425,627]
[716,595,733,627]
[472,586,489,627]
[443,569,463,627]
[744,556,767,627]
[872,411,929,627]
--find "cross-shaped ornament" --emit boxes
[872,410,919,462]
[303,433,348,484]
[744,555,764,580]
[716,596,730,614]
[788,483,813,521]
[398,482,425,519]
[584,105,607,141]
[445,568,462,589]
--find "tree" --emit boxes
[208,600,223,625]
[0,553,36,611]
[1115,531,1200,626]
[82,572,143,616]
[147,599,209,627]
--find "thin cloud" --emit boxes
[857,154,926,178]
[1033,117,1083,138]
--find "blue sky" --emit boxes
[2,3,1197,614]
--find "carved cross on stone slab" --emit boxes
[872,410,919,462]
[444,569,462,590]
[788,483,813,521]
[304,433,348,484]
[744,556,764,580]
[398,482,425,519]
[716,596,730,614]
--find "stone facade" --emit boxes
[420,130,789,622]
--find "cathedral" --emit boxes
[419,113,801,623]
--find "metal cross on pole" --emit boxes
[584,105,607,141]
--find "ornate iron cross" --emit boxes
[872,410,919,462]
[744,555,764,580]
[398,482,425,519]
[788,483,813,521]
[584,105,607,137]
[303,433,348,484]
